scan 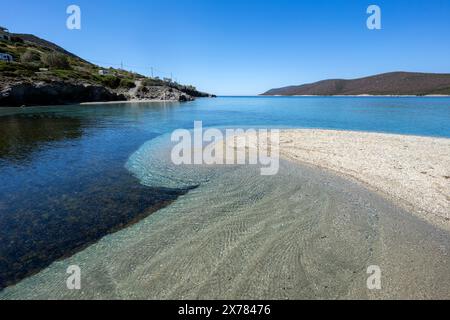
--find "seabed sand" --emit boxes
[1,131,449,299]
[275,130,450,231]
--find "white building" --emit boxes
[0,53,13,62]
[0,27,11,41]
[98,69,112,76]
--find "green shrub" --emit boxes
[119,78,136,89]
[2,71,17,77]
[0,61,38,74]
[14,69,35,77]
[100,75,121,89]
[42,52,70,69]
[51,69,77,80]
[142,78,164,86]
[0,62,15,72]
[10,36,24,43]
[20,50,41,64]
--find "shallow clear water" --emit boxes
[2,135,450,299]
[1,97,450,297]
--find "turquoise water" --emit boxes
[0,97,450,292]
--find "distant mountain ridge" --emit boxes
[262,72,450,96]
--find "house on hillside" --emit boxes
[98,69,113,76]
[0,53,13,62]
[0,26,11,41]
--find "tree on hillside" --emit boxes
[42,52,70,69]
[20,50,41,64]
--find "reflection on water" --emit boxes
[0,97,449,294]
[0,114,84,162]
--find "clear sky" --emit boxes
[2,0,450,95]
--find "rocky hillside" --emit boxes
[0,28,213,107]
[262,72,450,96]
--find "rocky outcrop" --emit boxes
[0,81,126,107]
[130,84,195,102]
[0,80,215,107]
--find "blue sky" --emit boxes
[2,0,450,95]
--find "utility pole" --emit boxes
[151,67,154,78]
[121,61,123,70]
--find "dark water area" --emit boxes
[0,114,84,162]
[0,170,189,289]
[0,97,449,290]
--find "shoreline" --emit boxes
[0,98,194,110]
[276,129,450,231]
[224,129,450,231]
[79,98,182,105]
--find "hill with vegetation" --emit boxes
[0,28,213,107]
[262,72,450,96]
